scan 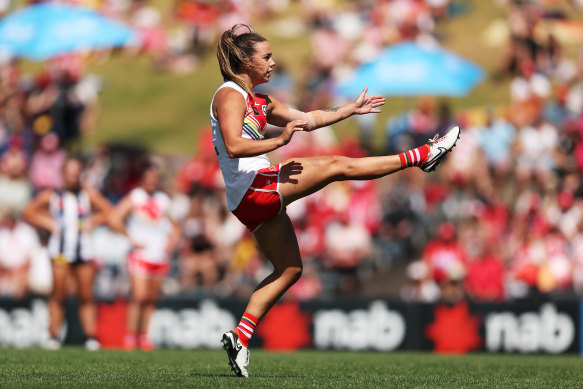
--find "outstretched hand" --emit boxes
[352,87,386,115]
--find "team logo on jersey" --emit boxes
[140,200,162,221]
[251,103,267,117]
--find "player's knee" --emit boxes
[78,291,93,305]
[328,155,352,180]
[146,292,160,304]
[284,265,303,285]
[49,294,66,304]
[292,266,303,282]
[50,288,67,303]
[132,294,148,305]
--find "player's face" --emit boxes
[63,159,82,192]
[141,168,159,195]
[248,41,275,85]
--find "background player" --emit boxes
[109,161,181,351]
[23,157,112,350]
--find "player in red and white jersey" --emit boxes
[109,161,181,351]
[212,24,461,377]
[211,80,271,213]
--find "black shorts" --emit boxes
[52,253,93,266]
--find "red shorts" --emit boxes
[127,252,170,279]
[233,164,283,231]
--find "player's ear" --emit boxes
[242,57,252,70]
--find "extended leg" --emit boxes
[278,125,460,205]
[279,154,402,205]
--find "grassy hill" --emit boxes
[17,0,582,156]
[86,1,509,155]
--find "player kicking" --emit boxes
[211,24,460,377]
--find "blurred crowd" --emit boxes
[8,0,297,75]
[2,0,583,305]
[399,0,583,303]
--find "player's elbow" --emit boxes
[224,141,243,158]
[21,207,33,223]
[107,216,123,233]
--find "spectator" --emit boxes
[400,260,440,303]
[29,133,67,190]
[324,213,371,294]
[27,229,53,296]
[465,248,506,302]
[477,108,516,170]
[422,222,467,299]
[0,135,31,213]
[0,207,40,299]
[179,188,219,292]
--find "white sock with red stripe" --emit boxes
[399,145,430,169]
[234,312,258,348]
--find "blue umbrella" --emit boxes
[338,42,484,97]
[0,3,137,61]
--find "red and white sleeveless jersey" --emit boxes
[210,81,271,211]
[126,187,172,263]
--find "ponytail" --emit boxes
[216,24,267,96]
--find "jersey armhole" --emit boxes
[210,82,248,121]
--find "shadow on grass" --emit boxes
[189,373,233,378]
[190,373,304,379]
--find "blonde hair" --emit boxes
[216,24,267,96]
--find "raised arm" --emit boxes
[214,88,306,158]
[268,87,385,131]
[22,190,56,232]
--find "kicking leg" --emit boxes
[279,154,402,205]
[279,125,460,205]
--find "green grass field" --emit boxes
[1,348,582,388]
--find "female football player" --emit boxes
[23,157,112,350]
[109,161,181,351]
[213,24,460,377]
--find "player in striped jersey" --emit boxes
[23,157,113,350]
[213,25,460,377]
